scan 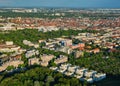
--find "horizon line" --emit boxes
[0,6,120,9]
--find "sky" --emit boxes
[0,0,120,8]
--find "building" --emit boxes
[74,68,88,78]
[5,41,13,45]
[50,67,58,71]
[40,54,55,62]
[25,50,39,58]
[40,61,49,67]
[38,40,45,43]
[93,73,106,81]
[0,60,23,72]
[80,77,94,83]
[23,40,39,48]
[60,39,72,46]
[54,55,68,64]
[57,64,71,73]
[74,50,84,58]
[70,43,85,50]
[84,70,97,78]
[0,44,20,53]
[58,46,72,54]
[64,39,72,46]
[40,54,55,67]
[91,48,100,53]
[64,66,79,76]
[10,54,22,61]
[0,54,9,65]
[28,58,40,65]
[49,63,106,83]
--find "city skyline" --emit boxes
[0,0,120,8]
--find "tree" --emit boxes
[6,65,15,71]
[34,81,40,86]
[40,42,46,48]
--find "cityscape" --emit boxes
[0,0,120,86]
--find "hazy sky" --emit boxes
[0,0,120,8]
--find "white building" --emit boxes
[93,73,106,81]
[84,70,97,78]
[50,67,58,71]
[80,77,94,83]
[57,63,71,73]
[64,66,78,76]
[25,50,39,58]
[74,68,88,79]
[5,41,13,45]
